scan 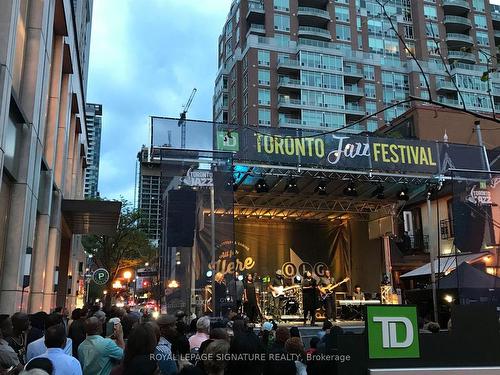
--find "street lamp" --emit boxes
[103,290,108,296]
[123,271,132,280]
[145,262,149,267]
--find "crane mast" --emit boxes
[178,88,197,149]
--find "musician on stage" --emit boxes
[268,270,285,321]
[243,273,259,323]
[319,269,336,321]
[214,272,227,317]
[302,271,317,326]
[352,284,365,301]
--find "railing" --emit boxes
[447,51,476,61]
[344,65,363,75]
[248,2,264,11]
[436,81,457,91]
[278,97,301,106]
[440,219,455,240]
[298,26,331,36]
[443,15,472,26]
[297,7,330,18]
[279,117,302,126]
[442,0,470,9]
[277,58,300,67]
[278,77,301,86]
[345,103,364,112]
[446,33,473,43]
[492,13,500,22]
[344,85,363,94]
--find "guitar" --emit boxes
[270,284,301,298]
[319,277,350,300]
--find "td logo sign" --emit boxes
[367,305,420,359]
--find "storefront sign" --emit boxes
[367,305,420,359]
[93,268,110,285]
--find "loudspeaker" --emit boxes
[452,200,485,253]
[166,189,196,247]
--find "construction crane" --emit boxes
[178,88,197,149]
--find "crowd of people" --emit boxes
[0,305,341,375]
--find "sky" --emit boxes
[87,0,233,202]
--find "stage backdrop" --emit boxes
[196,218,351,285]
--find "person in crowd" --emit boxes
[306,337,320,357]
[302,272,317,326]
[263,326,295,375]
[227,318,264,375]
[243,273,259,323]
[6,312,30,364]
[26,324,81,375]
[110,323,158,375]
[24,357,53,374]
[188,316,210,351]
[92,311,107,337]
[188,318,198,337]
[27,313,46,347]
[27,314,73,362]
[52,309,68,332]
[202,340,229,375]
[425,322,441,333]
[154,316,177,375]
[317,320,332,340]
[285,337,307,375]
[258,322,274,353]
[67,309,86,359]
[214,273,227,318]
[289,327,300,339]
[209,328,229,342]
[78,317,124,375]
[352,285,365,301]
[0,316,22,372]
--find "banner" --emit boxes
[216,127,487,175]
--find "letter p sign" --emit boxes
[367,306,420,359]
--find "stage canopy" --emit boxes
[438,262,500,289]
[400,252,490,278]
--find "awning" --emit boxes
[400,252,490,278]
[62,199,122,236]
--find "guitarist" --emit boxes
[319,269,336,321]
[268,270,285,322]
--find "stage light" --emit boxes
[294,276,302,283]
[238,274,244,281]
[255,178,269,193]
[285,178,298,193]
[206,270,213,278]
[343,181,357,197]
[316,180,328,196]
[227,176,238,192]
[371,184,385,199]
[444,295,453,303]
[397,187,409,201]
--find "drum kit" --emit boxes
[258,285,304,317]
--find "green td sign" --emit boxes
[367,305,420,359]
[216,131,239,152]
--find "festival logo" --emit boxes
[467,185,492,205]
[182,168,213,187]
[217,130,239,152]
[208,240,255,274]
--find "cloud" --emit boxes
[87,0,232,202]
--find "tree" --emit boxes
[82,199,156,307]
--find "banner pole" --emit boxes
[427,198,439,323]
[210,185,216,316]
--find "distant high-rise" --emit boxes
[85,103,103,198]
[214,0,500,132]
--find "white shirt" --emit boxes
[26,336,72,361]
[29,348,82,375]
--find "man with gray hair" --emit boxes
[188,316,210,351]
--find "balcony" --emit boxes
[277,97,302,110]
[277,58,300,73]
[246,1,265,23]
[247,24,266,37]
[277,77,302,92]
[343,65,363,83]
[443,15,471,33]
[278,117,303,127]
[344,85,364,98]
[447,50,476,64]
[345,103,365,116]
[442,0,470,16]
[495,30,500,43]
[436,80,457,92]
[445,32,474,48]
[492,12,500,26]
[297,7,330,27]
[298,0,328,8]
[297,26,331,42]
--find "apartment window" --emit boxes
[425,22,439,38]
[367,120,378,132]
[358,35,363,50]
[368,20,382,35]
[258,108,271,125]
[406,41,416,57]
[479,49,489,64]
[323,74,344,90]
[274,0,289,11]
[301,71,322,88]
[258,70,270,86]
[474,14,487,29]
[323,55,343,71]
[258,89,271,105]
[324,112,345,128]
[243,92,248,109]
[366,101,377,114]
[302,90,323,106]
[365,83,376,98]
[275,33,290,46]
[368,37,383,53]
[300,51,321,68]
[356,17,362,32]
[243,54,248,71]
[243,73,248,91]
[274,14,290,31]
[302,110,323,126]
[385,40,399,55]
[335,7,349,23]
[477,31,489,46]
[472,0,485,12]
[426,40,439,54]
[423,5,437,20]
[364,65,375,80]
[225,38,233,58]
[323,93,345,109]
[226,20,233,36]
[258,50,270,66]
[404,25,414,39]
[336,24,351,41]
